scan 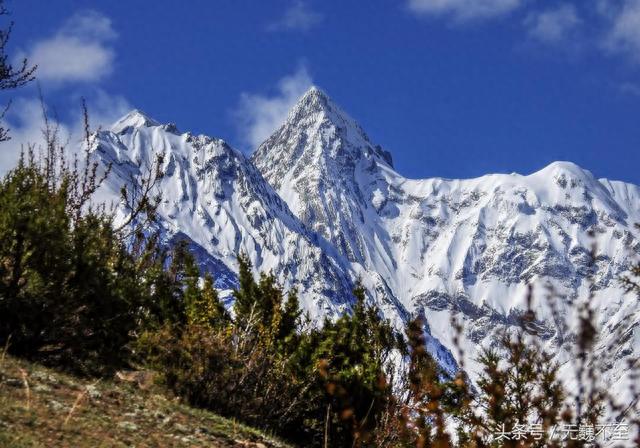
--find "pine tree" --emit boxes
[233,253,258,326]
[149,242,188,327]
[314,281,397,447]
[257,271,284,337]
[201,272,229,325]
[278,286,302,343]
[185,270,229,329]
[0,146,158,374]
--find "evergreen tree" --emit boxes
[185,269,229,329]
[257,271,284,337]
[278,286,302,344]
[142,242,188,328]
[397,316,451,447]
[314,281,397,447]
[0,149,153,374]
[0,103,170,374]
[201,272,229,326]
[470,332,566,448]
[233,253,258,326]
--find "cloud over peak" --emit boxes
[23,10,117,84]
[235,65,313,150]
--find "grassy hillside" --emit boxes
[0,355,293,448]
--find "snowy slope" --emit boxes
[252,87,640,396]
[91,110,360,319]
[90,87,640,403]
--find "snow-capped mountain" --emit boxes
[252,87,640,395]
[93,87,640,400]
[92,109,357,319]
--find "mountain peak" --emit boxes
[111,109,160,133]
[303,84,324,98]
[254,86,394,176]
[286,85,339,121]
[535,161,589,177]
[530,161,599,188]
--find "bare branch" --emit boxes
[0,0,36,142]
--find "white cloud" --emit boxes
[407,0,524,22]
[619,81,640,96]
[267,1,323,31]
[0,10,130,175]
[0,90,131,176]
[24,10,117,84]
[235,65,313,150]
[525,4,581,44]
[0,98,58,176]
[600,0,640,63]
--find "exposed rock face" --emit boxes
[95,88,640,399]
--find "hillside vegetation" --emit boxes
[0,354,291,448]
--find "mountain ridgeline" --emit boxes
[91,86,640,394]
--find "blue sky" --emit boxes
[1,0,640,183]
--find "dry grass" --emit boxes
[0,355,293,448]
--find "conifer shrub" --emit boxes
[0,107,166,375]
[0,155,137,373]
[141,256,402,447]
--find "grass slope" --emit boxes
[0,355,293,448]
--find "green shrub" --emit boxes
[0,152,144,374]
[142,257,401,447]
[0,110,168,376]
